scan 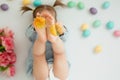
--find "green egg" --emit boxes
[93,20,101,28]
[106,21,114,30]
[102,1,110,9]
[67,1,76,8]
[77,2,85,10]
[82,29,91,37]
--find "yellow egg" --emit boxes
[94,45,102,53]
[50,25,57,36]
[22,0,31,6]
[81,23,88,31]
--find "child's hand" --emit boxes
[55,22,66,35]
[40,12,55,27]
[33,21,47,43]
[33,17,46,29]
[46,15,55,27]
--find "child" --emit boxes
[21,0,70,80]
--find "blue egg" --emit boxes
[33,0,42,7]
[102,1,110,9]
[106,21,114,30]
[82,29,91,37]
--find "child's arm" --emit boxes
[25,24,37,42]
[25,17,46,42]
[55,23,69,42]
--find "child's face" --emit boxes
[36,10,55,22]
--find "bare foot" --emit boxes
[55,22,66,35]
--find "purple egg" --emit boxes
[89,7,97,15]
[0,3,9,11]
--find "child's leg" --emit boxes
[46,20,69,79]
[33,27,48,80]
[51,38,69,80]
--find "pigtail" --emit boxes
[21,6,33,14]
[53,0,66,7]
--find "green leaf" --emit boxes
[0,46,5,52]
[0,66,8,71]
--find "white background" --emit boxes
[0,0,120,80]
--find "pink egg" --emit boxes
[113,30,120,37]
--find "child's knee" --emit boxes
[33,75,48,80]
[54,51,65,56]
[33,52,45,58]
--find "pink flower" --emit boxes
[7,65,15,77]
[0,52,9,67]
[0,52,16,67]
[7,52,16,64]
[1,37,14,51]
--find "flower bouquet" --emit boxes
[0,27,16,77]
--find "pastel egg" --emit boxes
[81,24,88,31]
[94,45,102,53]
[33,0,42,7]
[22,0,31,6]
[82,29,91,37]
[102,1,110,9]
[93,20,101,28]
[113,30,120,37]
[0,3,9,11]
[77,2,85,10]
[67,1,76,8]
[106,21,114,30]
[89,7,97,15]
